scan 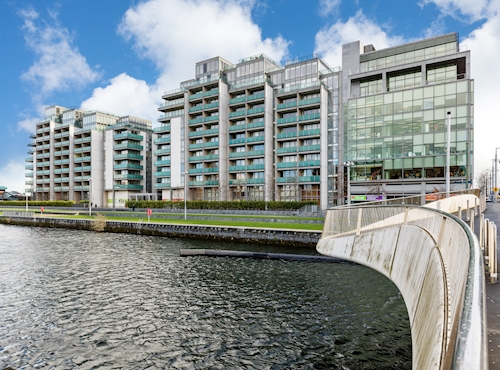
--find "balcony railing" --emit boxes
[154,183,171,189]
[277,162,297,169]
[153,125,171,134]
[247,164,264,170]
[113,133,143,141]
[114,174,144,180]
[299,129,321,137]
[154,149,171,156]
[114,143,143,151]
[154,160,171,166]
[114,184,143,190]
[277,116,297,125]
[154,136,171,144]
[155,171,171,177]
[299,175,320,182]
[298,144,320,152]
[113,163,143,170]
[247,178,264,184]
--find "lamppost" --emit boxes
[446,111,451,197]
[343,161,354,205]
[494,147,500,203]
[184,171,188,220]
[89,177,92,216]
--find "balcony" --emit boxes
[74,185,89,191]
[114,174,144,180]
[298,113,321,122]
[299,160,321,167]
[229,151,246,158]
[204,141,219,148]
[113,132,143,141]
[154,136,171,145]
[276,147,298,154]
[277,101,297,110]
[204,128,219,136]
[113,163,143,170]
[189,117,203,125]
[204,167,219,173]
[114,184,143,190]
[246,150,264,157]
[229,111,245,118]
[246,136,264,143]
[277,162,297,169]
[74,156,91,163]
[113,153,143,160]
[54,186,70,192]
[159,110,184,120]
[154,183,171,189]
[298,144,320,152]
[247,121,265,130]
[229,96,246,105]
[229,165,246,172]
[153,125,171,134]
[154,160,171,166]
[299,128,321,137]
[299,176,320,182]
[74,137,91,144]
[26,172,33,177]
[299,97,321,106]
[114,143,143,151]
[204,180,219,186]
[74,166,92,172]
[229,138,246,145]
[229,179,246,185]
[74,176,91,181]
[204,102,219,110]
[189,130,204,138]
[204,115,219,123]
[203,88,219,97]
[247,92,265,101]
[247,178,264,184]
[188,143,204,150]
[229,123,246,132]
[277,131,297,139]
[188,105,203,113]
[154,149,171,156]
[188,156,203,162]
[53,177,70,183]
[204,154,219,161]
[277,177,297,183]
[25,164,33,170]
[154,171,171,178]
[247,164,264,171]
[188,168,203,174]
[277,116,297,125]
[188,92,203,101]
[54,168,70,174]
[188,181,203,186]
[159,98,184,108]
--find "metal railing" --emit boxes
[3,211,35,218]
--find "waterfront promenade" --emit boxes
[481,201,500,369]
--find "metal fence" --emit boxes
[2,211,35,218]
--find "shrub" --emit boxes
[0,200,75,207]
[124,200,318,211]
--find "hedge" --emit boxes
[125,200,318,211]
[0,200,75,207]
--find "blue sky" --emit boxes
[0,0,498,192]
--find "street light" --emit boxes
[495,147,500,190]
[446,111,451,198]
[343,161,354,205]
[89,177,92,216]
[184,171,188,220]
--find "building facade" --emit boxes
[26,32,474,210]
[26,106,152,207]
[342,32,473,201]
[156,54,341,209]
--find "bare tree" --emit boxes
[367,168,387,200]
[476,169,490,195]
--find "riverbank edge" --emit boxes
[0,217,321,248]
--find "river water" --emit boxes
[0,224,411,369]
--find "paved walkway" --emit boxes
[478,202,500,369]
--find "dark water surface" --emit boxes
[0,225,411,369]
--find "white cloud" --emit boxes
[419,0,491,22]
[80,0,290,126]
[314,10,405,68]
[19,6,101,96]
[0,160,27,194]
[81,73,161,122]
[459,1,500,174]
[318,0,341,17]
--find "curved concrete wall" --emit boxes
[317,197,485,369]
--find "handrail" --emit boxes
[319,201,488,369]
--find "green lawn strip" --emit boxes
[48,214,323,231]
[0,207,323,221]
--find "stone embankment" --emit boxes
[0,217,321,248]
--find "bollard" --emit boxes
[466,200,470,221]
[469,210,474,231]
[458,206,462,220]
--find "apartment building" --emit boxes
[342,32,473,201]
[27,106,151,207]
[156,54,341,209]
[27,33,473,210]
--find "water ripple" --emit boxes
[0,225,411,369]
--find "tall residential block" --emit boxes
[26,106,151,207]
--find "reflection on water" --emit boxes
[0,225,411,369]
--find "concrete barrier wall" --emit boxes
[317,199,487,369]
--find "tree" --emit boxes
[476,169,490,195]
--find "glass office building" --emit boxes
[342,32,473,200]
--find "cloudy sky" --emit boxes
[0,0,498,193]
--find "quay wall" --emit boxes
[0,217,321,248]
